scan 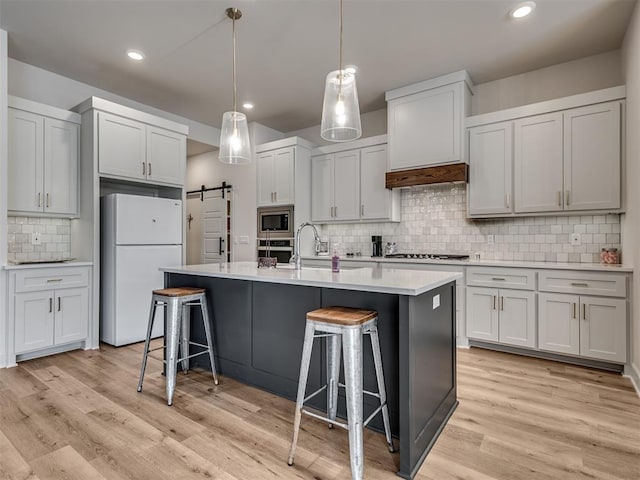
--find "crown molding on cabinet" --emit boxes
[8,95,81,124]
[466,85,626,128]
[255,136,315,153]
[385,70,475,101]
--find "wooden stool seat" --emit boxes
[307,306,377,326]
[152,287,206,297]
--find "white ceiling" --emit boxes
[0,0,636,133]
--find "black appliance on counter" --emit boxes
[372,235,383,257]
[384,253,470,260]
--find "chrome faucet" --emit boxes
[292,222,321,270]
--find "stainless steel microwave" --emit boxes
[257,205,293,238]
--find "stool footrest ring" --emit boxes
[301,408,349,430]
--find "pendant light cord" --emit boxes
[232,9,237,113]
[339,0,343,93]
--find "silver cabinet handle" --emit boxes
[334,206,338,218]
[37,192,42,208]
[46,193,50,208]
[46,278,63,283]
[582,304,587,320]
[142,162,146,176]
[274,191,277,203]
[493,295,497,310]
[500,296,504,311]
[566,190,571,206]
[571,282,588,287]
[557,191,562,207]
[57,297,61,312]
[148,162,152,176]
[49,297,53,313]
[491,277,506,281]
[361,204,364,216]
[572,302,577,319]
[505,193,510,209]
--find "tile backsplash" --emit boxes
[321,184,621,263]
[7,216,71,263]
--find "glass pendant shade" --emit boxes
[218,111,251,164]
[320,69,362,142]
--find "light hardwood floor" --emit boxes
[0,343,638,480]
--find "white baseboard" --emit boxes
[456,337,470,348]
[624,362,640,398]
[0,353,5,369]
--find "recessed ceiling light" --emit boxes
[127,49,145,61]
[510,1,536,19]
[345,65,357,74]
[242,102,254,110]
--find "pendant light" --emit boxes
[320,0,361,142]
[219,7,252,164]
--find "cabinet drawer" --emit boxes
[14,267,89,293]
[538,270,626,297]
[467,267,535,290]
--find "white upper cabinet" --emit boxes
[467,87,625,217]
[146,126,186,186]
[468,121,513,216]
[333,149,361,221]
[8,98,80,216]
[257,146,295,206]
[564,102,621,211]
[98,112,146,180]
[386,71,473,170]
[514,112,564,213]
[360,145,392,220]
[311,154,333,222]
[311,135,400,223]
[76,97,188,187]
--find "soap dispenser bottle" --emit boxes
[331,244,340,273]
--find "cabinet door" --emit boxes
[580,297,626,363]
[538,293,579,355]
[514,113,563,213]
[498,290,536,348]
[44,118,79,215]
[311,154,333,222]
[146,126,185,185]
[273,147,295,205]
[333,149,360,221]
[360,144,390,220]
[54,288,88,345]
[466,287,498,342]
[388,82,463,169]
[564,102,621,211]
[468,122,513,215]
[257,151,275,206]
[98,112,146,180]
[14,292,54,354]
[8,108,44,212]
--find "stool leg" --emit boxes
[287,321,315,466]
[369,324,395,453]
[180,303,190,374]
[199,297,219,385]
[342,327,364,480]
[137,298,158,392]
[165,297,182,406]
[326,333,341,429]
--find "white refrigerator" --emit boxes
[101,193,183,346]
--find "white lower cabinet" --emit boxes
[11,266,91,359]
[466,286,535,348]
[538,293,626,363]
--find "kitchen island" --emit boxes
[161,262,462,479]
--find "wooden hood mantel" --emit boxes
[385,163,468,189]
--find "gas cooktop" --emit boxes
[384,253,470,260]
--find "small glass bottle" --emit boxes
[331,244,340,273]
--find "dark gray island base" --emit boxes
[164,272,457,479]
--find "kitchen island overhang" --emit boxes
[160,262,462,479]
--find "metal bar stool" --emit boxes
[137,287,218,406]
[287,306,394,480]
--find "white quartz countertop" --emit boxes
[4,260,94,270]
[161,261,462,296]
[302,255,633,273]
